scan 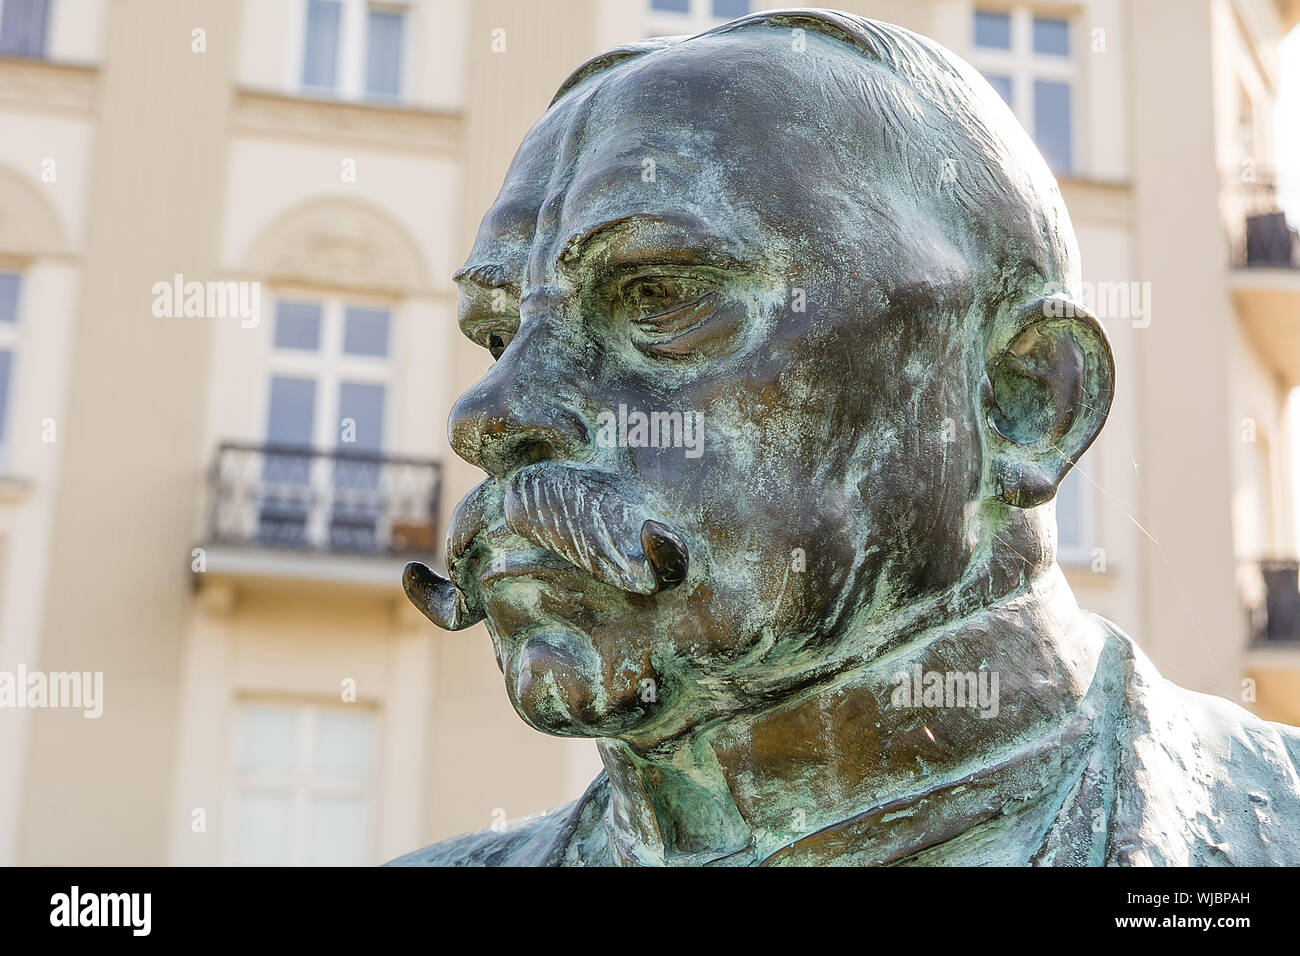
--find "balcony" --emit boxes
[1226,177,1299,269]
[199,442,442,590]
[1223,176,1300,387]
[1243,560,1300,646]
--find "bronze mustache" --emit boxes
[404,463,689,631]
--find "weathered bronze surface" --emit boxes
[392,9,1300,866]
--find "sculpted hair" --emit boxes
[550,7,1082,322]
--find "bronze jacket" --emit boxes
[388,625,1300,867]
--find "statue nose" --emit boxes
[449,357,592,478]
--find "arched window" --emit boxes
[210,196,434,555]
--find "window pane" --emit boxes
[333,383,385,549]
[303,0,341,89]
[261,379,316,542]
[236,705,299,775]
[312,710,374,782]
[984,72,1013,107]
[267,376,317,446]
[1033,17,1070,56]
[343,307,390,357]
[712,0,749,19]
[307,794,369,866]
[0,0,49,57]
[1056,466,1083,552]
[1034,79,1073,173]
[274,301,322,350]
[651,0,690,12]
[974,10,1011,49]
[0,350,11,453]
[0,273,19,323]
[365,8,403,98]
[231,791,293,866]
[337,382,384,451]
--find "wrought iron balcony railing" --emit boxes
[1223,175,1300,269]
[1244,559,1300,644]
[208,442,442,558]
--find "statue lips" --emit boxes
[477,547,590,589]
[403,464,691,631]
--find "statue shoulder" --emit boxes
[385,773,611,867]
[1092,615,1300,864]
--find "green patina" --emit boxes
[394,10,1300,867]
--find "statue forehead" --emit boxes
[465,30,905,280]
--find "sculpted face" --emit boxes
[417,24,1111,745]
[441,31,988,742]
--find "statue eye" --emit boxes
[617,274,718,339]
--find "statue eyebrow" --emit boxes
[453,261,521,296]
[454,215,749,305]
[556,213,749,270]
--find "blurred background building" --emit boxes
[0,0,1297,865]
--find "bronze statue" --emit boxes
[392,9,1300,866]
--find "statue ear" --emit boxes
[984,296,1115,508]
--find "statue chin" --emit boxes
[505,627,650,738]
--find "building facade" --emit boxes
[0,0,1296,865]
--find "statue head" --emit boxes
[405,9,1114,746]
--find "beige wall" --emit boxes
[0,6,101,868]
[169,581,439,864]
[17,0,242,865]
[1127,0,1244,699]
[1248,652,1300,723]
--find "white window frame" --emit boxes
[225,700,378,867]
[287,0,414,102]
[0,268,23,468]
[261,293,394,452]
[644,0,748,38]
[969,5,1082,176]
[257,291,396,549]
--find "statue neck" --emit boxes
[595,567,1107,865]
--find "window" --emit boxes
[302,0,341,90]
[645,0,749,38]
[364,6,404,99]
[1055,459,1093,566]
[974,10,1011,49]
[971,7,1077,174]
[260,296,393,550]
[710,0,750,17]
[299,0,408,101]
[0,351,11,465]
[0,0,48,58]
[228,702,377,866]
[0,272,20,465]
